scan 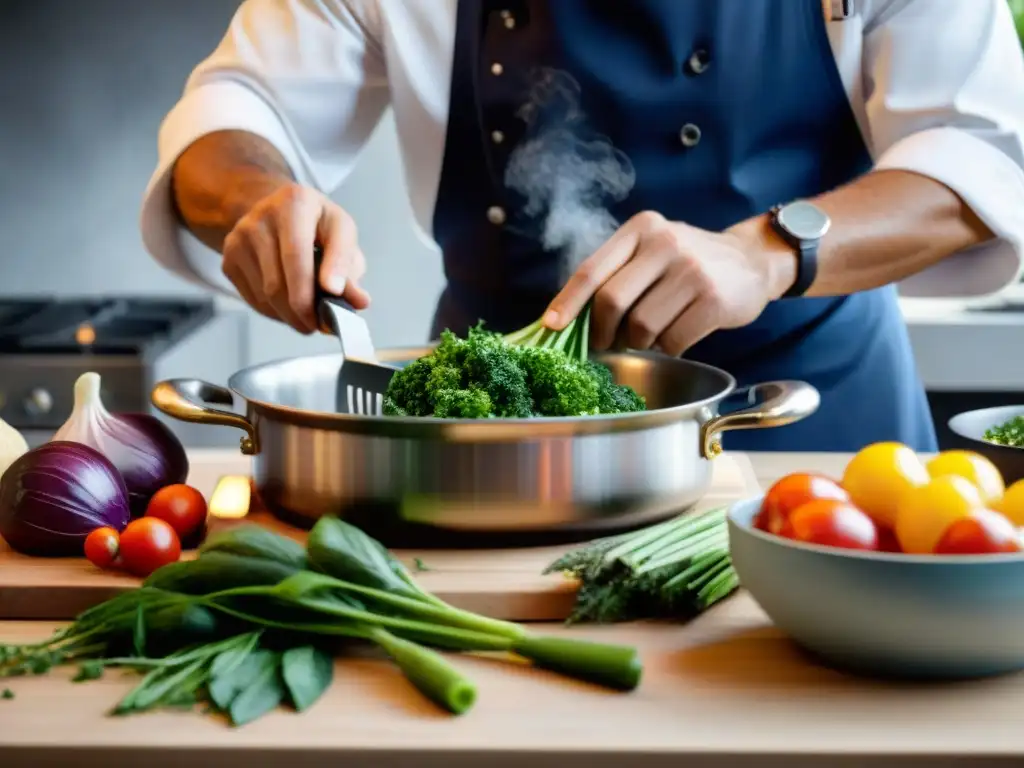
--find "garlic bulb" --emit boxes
[0,415,29,481]
[52,372,189,517]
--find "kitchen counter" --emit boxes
[901,297,1024,392]
[2,451,1023,768]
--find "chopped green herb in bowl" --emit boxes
[984,416,1024,448]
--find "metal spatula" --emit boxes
[313,245,397,416]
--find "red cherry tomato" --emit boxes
[933,508,1024,555]
[758,473,850,535]
[145,484,208,540]
[779,499,880,551]
[84,527,120,569]
[119,517,181,577]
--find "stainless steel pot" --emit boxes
[152,348,819,540]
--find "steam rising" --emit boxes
[504,69,636,280]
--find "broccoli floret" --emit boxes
[462,327,533,417]
[382,397,408,416]
[382,309,647,419]
[432,387,494,418]
[517,347,601,417]
[586,360,647,414]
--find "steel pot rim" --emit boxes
[151,347,820,456]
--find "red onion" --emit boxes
[52,373,189,517]
[0,441,130,557]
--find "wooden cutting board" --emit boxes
[0,450,760,622]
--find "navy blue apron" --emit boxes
[429,0,937,453]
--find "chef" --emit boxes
[141,0,1024,452]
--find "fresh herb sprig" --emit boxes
[545,506,738,624]
[1,517,643,724]
[984,415,1024,448]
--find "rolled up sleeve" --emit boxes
[860,0,1024,298]
[139,0,389,295]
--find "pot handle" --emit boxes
[151,379,258,456]
[699,380,820,459]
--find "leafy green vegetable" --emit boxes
[1,516,643,725]
[281,646,333,712]
[984,415,1024,448]
[382,304,646,418]
[199,525,308,569]
[227,652,285,727]
[546,507,738,623]
[1,688,12,700]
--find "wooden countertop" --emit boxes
[3,452,1021,768]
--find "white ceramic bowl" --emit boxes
[728,495,1024,680]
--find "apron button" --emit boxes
[679,123,702,148]
[491,62,504,76]
[686,48,711,75]
[487,206,507,225]
[491,130,505,144]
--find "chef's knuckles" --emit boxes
[555,210,774,356]
[221,183,367,334]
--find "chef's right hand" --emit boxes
[221,182,371,334]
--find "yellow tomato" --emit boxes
[993,479,1024,526]
[926,450,1004,505]
[895,475,984,554]
[841,442,930,528]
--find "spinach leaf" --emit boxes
[306,516,417,597]
[200,525,308,569]
[281,646,334,712]
[229,654,286,726]
[145,551,300,594]
[209,648,277,711]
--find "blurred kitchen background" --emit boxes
[1,0,1023,449]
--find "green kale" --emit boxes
[383,305,646,419]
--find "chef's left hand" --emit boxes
[542,211,788,356]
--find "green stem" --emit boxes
[298,597,514,652]
[624,509,727,567]
[683,554,732,594]
[314,579,525,641]
[513,634,642,692]
[196,599,371,641]
[635,532,729,575]
[370,628,477,715]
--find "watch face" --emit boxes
[777,201,831,240]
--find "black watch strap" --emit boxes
[781,239,819,299]
[770,203,821,299]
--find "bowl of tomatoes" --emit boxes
[728,442,1024,680]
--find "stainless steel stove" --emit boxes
[0,297,246,448]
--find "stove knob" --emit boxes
[24,388,53,417]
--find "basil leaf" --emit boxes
[209,648,277,711]
[281,646,333,712]
[306,516,416,596]
[229,655,285,726]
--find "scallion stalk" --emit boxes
[545,506,738,624]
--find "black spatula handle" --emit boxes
[313,243,358,313]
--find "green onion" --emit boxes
[545,506,738,624]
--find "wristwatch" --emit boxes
[769,200,831,299]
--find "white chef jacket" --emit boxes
[140,0,1024,301]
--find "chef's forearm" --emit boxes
[170,130,295,253]
[730,170,995,299]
